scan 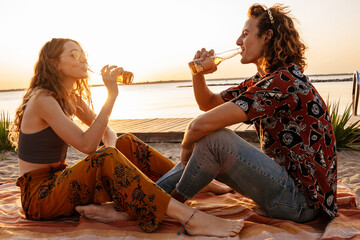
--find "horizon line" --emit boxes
[0,72,353,92]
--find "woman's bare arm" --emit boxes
[35,93,116,154]
[74,97,118,147]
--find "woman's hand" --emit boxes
[180,144,194,168]
[193,48,218,75]
[101,65,123,98]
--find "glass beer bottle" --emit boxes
[88,67,134,85]
[188,48,241,75]
[116,71,134,85]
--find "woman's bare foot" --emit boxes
[75,202,134,222]
[200,180,233,195]
[185,210,244,237]
[167,198,243,237]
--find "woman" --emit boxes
[8,38,243,237]
[166,4,337,223]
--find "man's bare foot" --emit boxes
[184,210,244,237]
[75,202,134,222]
[200,180,233,195]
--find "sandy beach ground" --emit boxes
[1,141,359,205]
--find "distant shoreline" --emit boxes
[178,77,353,88]
[0,73,353,92]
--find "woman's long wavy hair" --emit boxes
[248,4,307,73]
[9,38,92,149]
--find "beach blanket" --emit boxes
[0,181,359,240]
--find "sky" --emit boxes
[0,0,359,90]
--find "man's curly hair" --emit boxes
[248,4,307,73]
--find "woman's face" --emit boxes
[236,18,267,66]
[57,41,88,81]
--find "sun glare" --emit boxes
[0,0,359,91]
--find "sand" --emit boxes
[1,142,359,205]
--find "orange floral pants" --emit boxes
[16,133,176,232]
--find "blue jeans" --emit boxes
[156,128,319,223]
[156,162,183,194]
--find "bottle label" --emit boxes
[189,58,213,75]
[194,60,205,73]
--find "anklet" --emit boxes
[177,209,196,235]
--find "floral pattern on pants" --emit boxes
[16,133,175,232]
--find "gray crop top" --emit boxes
[18,127,68,164]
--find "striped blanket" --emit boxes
[0,181,359,240]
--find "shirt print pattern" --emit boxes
[221,64,338,218]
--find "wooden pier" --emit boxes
[107,118,258,143]
[77,115,360,143]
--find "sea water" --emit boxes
[0,77,355,120]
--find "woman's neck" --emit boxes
[63,78,75,95]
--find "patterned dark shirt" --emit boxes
[221,64,337,218]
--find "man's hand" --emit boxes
[180,144,194,168]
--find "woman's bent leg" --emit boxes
[116,133,175,182]
[17,147,171,232]
[175,129,319,223]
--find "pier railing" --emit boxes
[352,70,360,116]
